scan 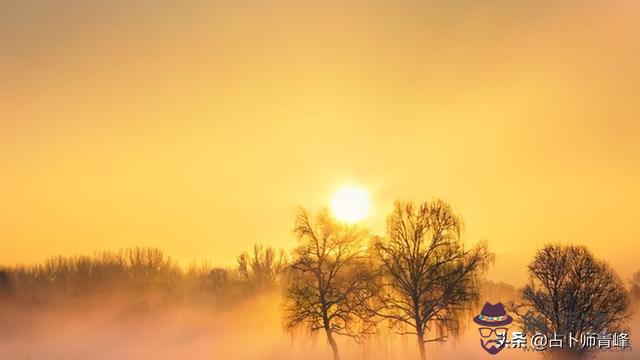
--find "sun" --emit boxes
[330,186,370,223]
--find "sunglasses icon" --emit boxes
[478,327,508,338]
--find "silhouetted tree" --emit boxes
[510,245,629,359]
[126,247,179,289]
[204,267,232,294]
[285,208,376,360]
[237,244,288,289]
[184,263,235,303]
[372,200,492,360]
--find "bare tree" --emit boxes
[284,208,376,360]
[185,263,235,303]
[373,200,492,360]
[237,244,288,289]
[206,268,233,294]
[126,248,180,289]
[510,245,630,359]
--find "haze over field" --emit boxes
[1,263,638,360]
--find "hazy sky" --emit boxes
[1,0,639,284]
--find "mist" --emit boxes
[1,248,637,359]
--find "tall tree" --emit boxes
[510,244,629,359]
[284,208,376,360]
[373,200,491,360]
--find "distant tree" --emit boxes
[285,208,376,360]
[126,247,179,288]
[237,244,288,289]
[204,267,233,295]
[185,263,235,303]
[372,200,492,360]
[510,245,630,359]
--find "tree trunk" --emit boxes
[417,332,426,360]
[325,328,341,360]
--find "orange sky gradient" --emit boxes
[1,0,639,285]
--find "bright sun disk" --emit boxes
[330,186,370,223]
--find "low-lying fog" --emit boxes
[1,292,637,360]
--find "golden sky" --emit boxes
[1,0,639,284]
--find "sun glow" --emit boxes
[330,186,370,223]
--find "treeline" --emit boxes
[0,246,288,309]
[1,198,638,360]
